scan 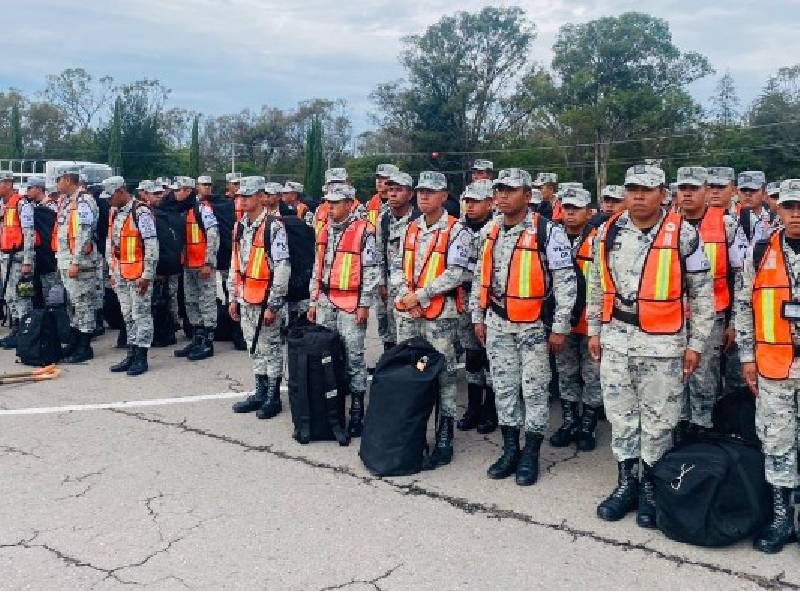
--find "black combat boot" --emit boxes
[597,459,639,521]
[63,331,93,364]
[188,327,214,361]
[516,431,544,486]
[92,310,105,338]
[109,345,136,372]
[476,387,498,434]
[173,326,198,357]
[457,384,483,431]
[754,486,796,553]
[636,462,657,528]
[487,426,520,479]
[550,400,580,447]
[1,318,19,349]
[348,391,365,438]
[63,327,80,356]
[127,346,148,376]
[231,323,247,351]
[232,375,268,413]
[575,405,599,452]
[422,416,454,471]
[256,377,282,419]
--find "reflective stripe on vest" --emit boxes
[313,202,330,239]
[572,229,597,335]
[185,202,208,268]
[367,194,382,228]
[478,216,547,323]
[551,200,563,223]
[698,206,730,312]
[0,194,23,252]
[753,231,794,379]
[313,219,367,313]
[118,210,145,281]
[599,211,684,334]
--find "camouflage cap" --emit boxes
[676,166,708,186]
[529,188,543,205]
[155,177,171,188]
[170,176,196,190]
[375,164,399,178]
[225,172,242,184]
[239,176,266,196]
[706,166,735,186]
[557,182,583,196]
[325,167,348,184]
[601,185,625,199]
[416,171,447,191]
[560,187,591,208]
[737,170,766,190]
[136,180,150,191]
[472,159,494,171]
[0,170,14,181]
[533,172,558,187]
[264,182,283,195]
[387,171,413,188]
[778,179,800,204]
[326,183,356,202]
[197,175,213,185]
[146,180,164,193]
[26,176,46,189]
[462,180,494,200]
[282,181,304,194]
[767,181,782,197]
[100,176,126,199]
[494,168,533,189]
[624,164,665,188]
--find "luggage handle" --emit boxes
[321,350,350,446]
[294,352,312,443]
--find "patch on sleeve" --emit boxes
[728,225,747,269]
[77,202,95,226]
[200,204,218,228]
[446,229,472,269]
[686,234,710,272]
[363,233,377,266]
[19,202,34,228]
[137,211,157,239]
[545,226,573,270]
[271,223,290,261]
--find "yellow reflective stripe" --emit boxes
[249,247,265,278]
[4,208,15,226]
[424,253,441,286]
[762,289,776,343]
[518,250,532,297]
[339,253,353,291]
[598,241,609,292]
[705,241,718,279]
[581,260,591,304]
[70,209,78,235]
[404,249,414,283]
[123,237,136,262]
[189,224,200,243]
[654,248,672,300]
[369,210,378,227]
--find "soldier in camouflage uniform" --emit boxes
[391,171,472,470]
[471,169,576,486]
[173,176,220,361]
[230,177,292,419]
[675,167,748,441]
[600,185,626,216]
[55,170,101,363]
[587,164,714,528]
[308,183,379,438]
[369,164,399,352]
[0,170,35,349]
[24,177,62,306]
[311,168,368,239]
[737,179,800,554]
[104,177,159,376]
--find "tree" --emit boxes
[9,102,23,157]
[304,117,324,201]
[43,68,115,133]
[188,115,200,177]
[709,71,740,125]
[107,97,123,170]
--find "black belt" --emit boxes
[612,306,639,327]
[489,299,508,320]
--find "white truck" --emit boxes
[0,159,116,189]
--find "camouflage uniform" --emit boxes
[460,215,493,388]
[586,209,714,465]
[228,211,291,378]
[57,191,100,333]
[390,210,472,418]
[470,209,576,433]
[108,200,159,347]
[2,195,35,320]
[183,201,220,330]
[310,212,379,394]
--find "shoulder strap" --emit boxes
[753,236,773,270]
[536,213,548,251]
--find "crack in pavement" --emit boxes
[110,409,800,591]
[62,468,106,485]
[321,563,403,591]
[217,371,246,393]
[1,445,43,460]
[544,448,580,475]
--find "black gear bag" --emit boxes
[359,337,445,476]
[16,309,63,366]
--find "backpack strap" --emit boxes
[294,350,312,444]
[752,237,771,271]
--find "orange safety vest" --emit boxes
[234,196,246,222]
[698,207,730,313]
[478,217,547,323]
[233,219,272,305]
[0,194,24,253]
[51,198,86,256]
[313,200,361,238]
[752,231,794,380]
[185,201,210,268]
[598,211,684,334]
[366,194,383,228]
[399,215,463,320]
[572,228,597,334]
[313,219,369,313]
[114,206,146,281]
[551,199,563,223]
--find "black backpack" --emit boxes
[32,206,56,275]
[151,279,176,346]
[16,309,63,366]
[712,387,759,446]
[286,324,349,446]
[215,280,234,342]
[359,338,445,476]
[195,196,234,272]
[152,207,185,277]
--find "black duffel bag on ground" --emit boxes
[16,308,63,366]
[359,337,445,476]
[286,324,349,446]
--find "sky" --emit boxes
[3,0,799,138]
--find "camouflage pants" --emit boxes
[555,333,602,408]
[375,293,391,344]
[601,350,683,465]
[167,274,181,325]
[684,316,724,427]
[117,277,154,347]
[317,296,367,393]
[396,315,458,418]
[458,310,491,387]
[61,268,98,333]
[39,271,63,306]
[486,325,550,434]
[756,376,800,488]
[93,259,106,311]
[183,268,217,328]
[3,259,33,320]
[239,302,283,378]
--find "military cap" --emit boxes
[282,181,304,194]
[225,172,242,184]
[737,171,766,190]
[601,185,625,199]
[676,166,708,187]
[560,187,591,208]
[557,182,584,196]
[416,171,448,191]
[170,176,196,190]
[529,188,543,205]
[155,177,171,188]
[264,182,283,195]
[387,171,413,188]
[26,176,46,189]
[136,180,150,191]
[472,159,494,172]
[462,180,494,200]
[706,167,735,186]
[624,164,665,188]
[778,179,800,204]
[326,183,356,202]
[767,181,782,197]
[375,164,399,178]
[494,168,533,189]
[533,172,558,187]
[146,180,164,193]
[325,167,348,184]
[197,175,213,185]
[100,176,126,199]
[0,170,14,181]
[239,176,266,195]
